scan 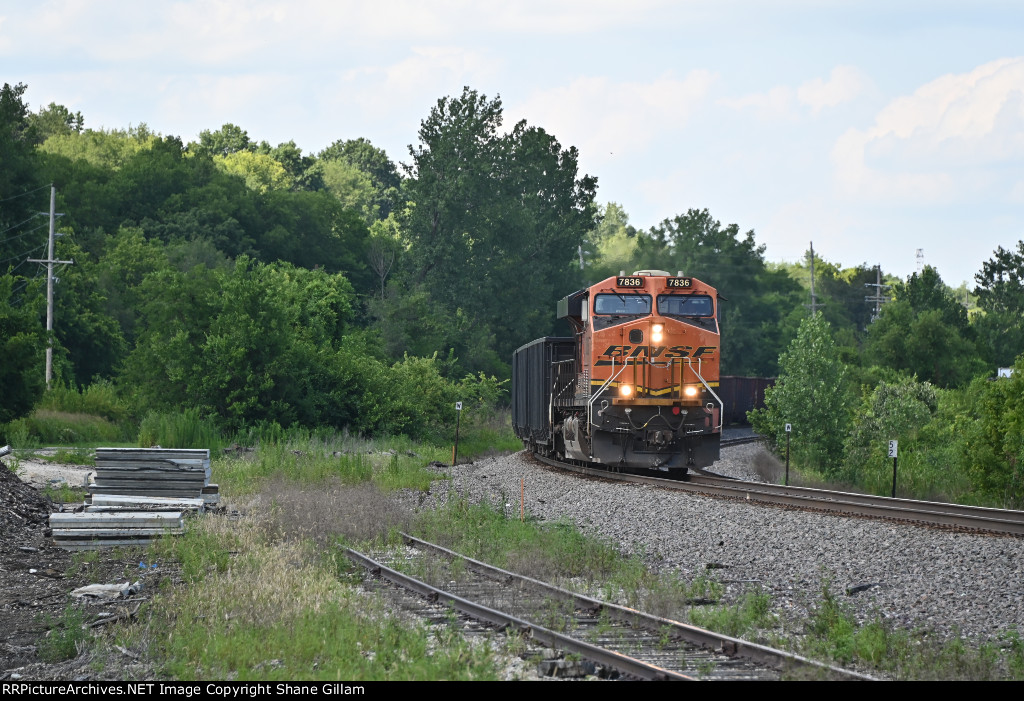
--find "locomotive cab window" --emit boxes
[593,294,652,316]
[657,294,713,317]
[657,294,717,331]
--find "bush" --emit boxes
[957,355,1024,507]
[36,381,131,424]
[843,377,938,483]
[4,410,123,446]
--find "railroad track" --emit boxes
[531,452,1024,537]
[346,533,871,681]
[719,435,763,448]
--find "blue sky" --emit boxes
[4,1,1023,287]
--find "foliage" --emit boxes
[867,266,984,388]
[37,605,90,662]
[843,377,938,483]
[213,151,293,193]
[689,591,774,639]
[124,257,359,432]
[403,87,598,367]
[0,275,45,424]
[632,209,804,375]
[956,355,1024,507]
[137,409,225,452]
[973,241,1024,367]
[6,409,124,445]
[749,314,853,475]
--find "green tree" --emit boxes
[123,257,359,431]
[28,102,84,144]
[192,123,252,157]
[842,378,938,484]
[401,87,597,370]
[866,266,983,387]
[633,209,803,376]
[973,241,1024,367]
[0,82,43,265]
[0,274,45,425]
[318,137,402,221]
[749,314,853,475]
[213,150,293,193]
[958,355,1024,506]
[582,202,639,278]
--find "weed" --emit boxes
[689,591,774,638]
[46,446,95,465]
[42,482,86,504]
[37,605,89,662]
[138,409,223,453]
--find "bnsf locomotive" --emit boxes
[512,270,722,474]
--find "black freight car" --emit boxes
[511,337,575,445]
[718,376,774,425]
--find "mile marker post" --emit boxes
[888,440,898,498]
[784,423,792,486]
[452,402,463,466]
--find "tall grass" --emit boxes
[3,410,124,447]
[137,409,224,452]
[36,381,130,424]
[2,382,136,446]
[145,490,502,680]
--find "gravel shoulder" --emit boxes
[407,445,1024,645]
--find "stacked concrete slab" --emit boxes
[50,447,218,550]
[90,448,218,503]
[50,511,185,550]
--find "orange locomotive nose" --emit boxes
[512,270,722,473]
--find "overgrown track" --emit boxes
[346,534,872,681]
[531,453,1024,537]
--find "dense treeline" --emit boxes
[2,80,1024,504]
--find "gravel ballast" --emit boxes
[410,444,1024,645]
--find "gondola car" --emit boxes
[512,270,722,474]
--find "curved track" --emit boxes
[530,452,1024,537]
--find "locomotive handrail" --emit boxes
[686,356,723,433]
[587,357,628,445]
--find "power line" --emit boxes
[0,183,50,204]
[0,213,44,237]
[2,241,48,268]
[1,219,50,246]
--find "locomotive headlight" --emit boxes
[684,385,699,398]
[620,384,633,397]
[651,324,664,343]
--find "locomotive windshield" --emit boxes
[593,294,652,316]
[657,294,713,317]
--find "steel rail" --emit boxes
[395,533,870,680]
[531,453,1024,536]
[687,474,1024,535]
[345,547,696,680]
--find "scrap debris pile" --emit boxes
[0,446,52,540]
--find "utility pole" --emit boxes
[864,265,890,323]
[27,185,73,389]
[805,241,821,316]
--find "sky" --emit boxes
[3,1,1023,287]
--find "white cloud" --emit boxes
[832,57,1024,203]
[797,65,870,113]
[719,85,797,121]
[511,71,718,161]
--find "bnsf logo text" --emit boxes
[600,345,716,358]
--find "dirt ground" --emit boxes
[0,454,161,680]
